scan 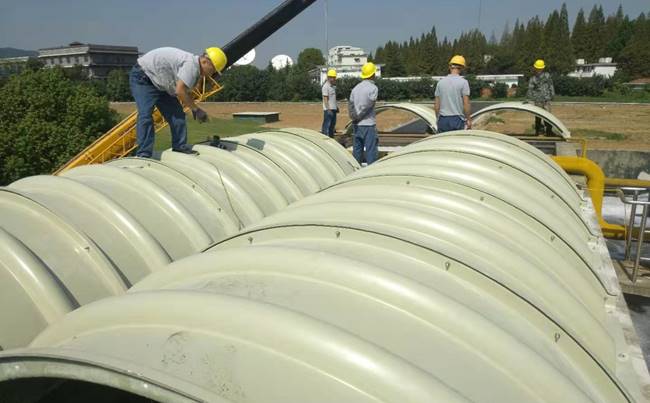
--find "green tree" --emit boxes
[453,29,488,74]
[25,57,44,72]
[420,28,439,74]
[606,7,635,61]
[105,69,132,102]
[436,37,454,75]
[213,65,269,102]
[618,13,650,79]
[486,20,517,74]
[586,5,606,62]
[296,48,325,72]
[373,46,385,64]
[265,64,291,101]
[382,41,406,77]
[542,5,575,74]
[517,16,544,73]
[0,68,118,184]
[572,9,590,60]
[286,68,320,101]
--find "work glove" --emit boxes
[192,107,209,123]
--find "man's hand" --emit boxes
[192,108,209,123]
[465,118,472,130]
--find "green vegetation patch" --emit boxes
[154,118,263,151]
[572,128,627,141]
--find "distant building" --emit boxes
[312,45,383,85]
[385,74,523,88]
[0,56,35,78]
[38,42,139,79]
[568,58,618,79]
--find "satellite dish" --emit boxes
[271,54,294,70]
[234,48,256,66]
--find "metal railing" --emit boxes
[618,187,650,282]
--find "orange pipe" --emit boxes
[552,156,625,239]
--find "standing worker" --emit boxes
[129,46,227,158]
[349,62,379,165]
[527,59,555,136]
[321,69,338,137]
[434,55,472,133]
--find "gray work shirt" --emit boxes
[322,81,337,111]
[434,74,470,117]
[138,47,200,96]
[349,80,379,126]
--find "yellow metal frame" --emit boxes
[54,76,223,175]
[567,138,588,158]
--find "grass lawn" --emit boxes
[488,96,650,104]
[572,128,627,141]
[154,117,263,151]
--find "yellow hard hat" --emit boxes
[327,69,337,78]
[449,55,466,67]
[360,62,377,79]
[534,59,546,69]
[205,47,228,73]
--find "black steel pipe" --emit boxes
[220,0,318,71]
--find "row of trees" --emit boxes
[372,4,650,79]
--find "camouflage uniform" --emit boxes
[527,72,555,135]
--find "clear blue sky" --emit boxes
[1,0,648,67]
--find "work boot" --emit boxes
[172,146,198,155]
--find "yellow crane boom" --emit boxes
[54,76,222,175]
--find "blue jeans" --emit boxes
[353,125,379,165]
[129,65,188,158]
[437,115,466,133]
[321,110,337,137]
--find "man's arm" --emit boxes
[463,95,472,129]
[323,95,330,110]
[176,80,208,122]
[462,80,472,129]
[549,76,555,99]
[176,80,197,111]
[434,96,440,116]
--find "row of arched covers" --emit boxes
[0,129,644,402]
[0,128,358,350]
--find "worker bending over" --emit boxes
[527,59,555,136]
[129,47,227,158]
[434,55,472,133]
[349,63,379,165]
[321,69,338,137]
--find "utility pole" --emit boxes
[324,0,329,64]
[478,0,483,32]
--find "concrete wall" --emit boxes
[587,149,650,178]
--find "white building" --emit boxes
[384,74,523,88]
[313,46,382,85]
[39,42,139,79]
[568,58,618,79]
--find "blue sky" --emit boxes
[1,0,648,66]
